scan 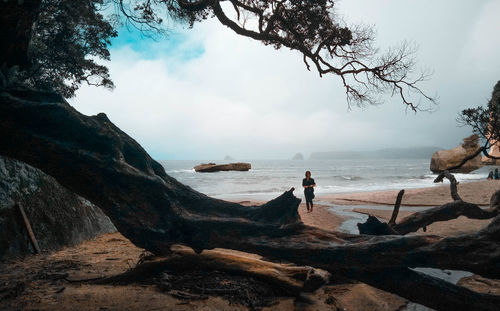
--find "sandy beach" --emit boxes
[1,180,498,311]
[324,180,500,207]
[319,180,499,236]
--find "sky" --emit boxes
[69,0,500,160]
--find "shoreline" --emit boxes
[236,179,499,235]
[222,179,499,207]
[322,179,496,236]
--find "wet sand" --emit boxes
[317,179,499,236]
[237,200,346,232]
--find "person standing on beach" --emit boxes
[302,171,316,213]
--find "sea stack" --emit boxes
[292,153,304,160]
[194,162,251,173]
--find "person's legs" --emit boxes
[309,200,313,212]
[306,200,311,212]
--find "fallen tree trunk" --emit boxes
[2,87,500,310]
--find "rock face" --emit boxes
[292,153,304,160]
[482,81,500,165]
[194,162,251,173]
[0,155,115,260]
[430,135,483,173]
[482,144,500,165]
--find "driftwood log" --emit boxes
[1,87,500,310]
[87,245,330,294]
[358,171,500,236]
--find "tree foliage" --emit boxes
[21,0,118,98]
[459,80,500,157]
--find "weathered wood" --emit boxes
[392,200,498,234]
[388,189,404,226]
[348,267,500,311]
[16,203,41,254]
[357,199,498,236]
[358,171,499,236]
[357,215,398,235]
[94,245,330,294]
[434,170,461,201]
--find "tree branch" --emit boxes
[392,200,498,235]
[388,189,404,226]
[434,170,461,201]
[207,0,436,109]
[359,171,499,236]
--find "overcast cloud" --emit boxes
[69,0,500,160]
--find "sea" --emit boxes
[160,158,493,201]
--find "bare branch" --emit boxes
[392,201,498,234]
[389,189,404,226]
[434,170,462,201]
[206,0,436,109]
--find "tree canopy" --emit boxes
[1,0,435,107]
[458,80,500,158]
[0,0,116,98]
[26,0,117,97]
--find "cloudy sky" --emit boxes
[69,0,500,160]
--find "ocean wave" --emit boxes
[453,173,488,180]
[329,175,363,181]
[167,169,195,173]
[382,175,434,180]
[161,159,492,199]
[227,188,290,195]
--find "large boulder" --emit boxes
[194,162,251,172]
[292,153,304,160]
[0,155,116,260]
[430,135,483,173]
